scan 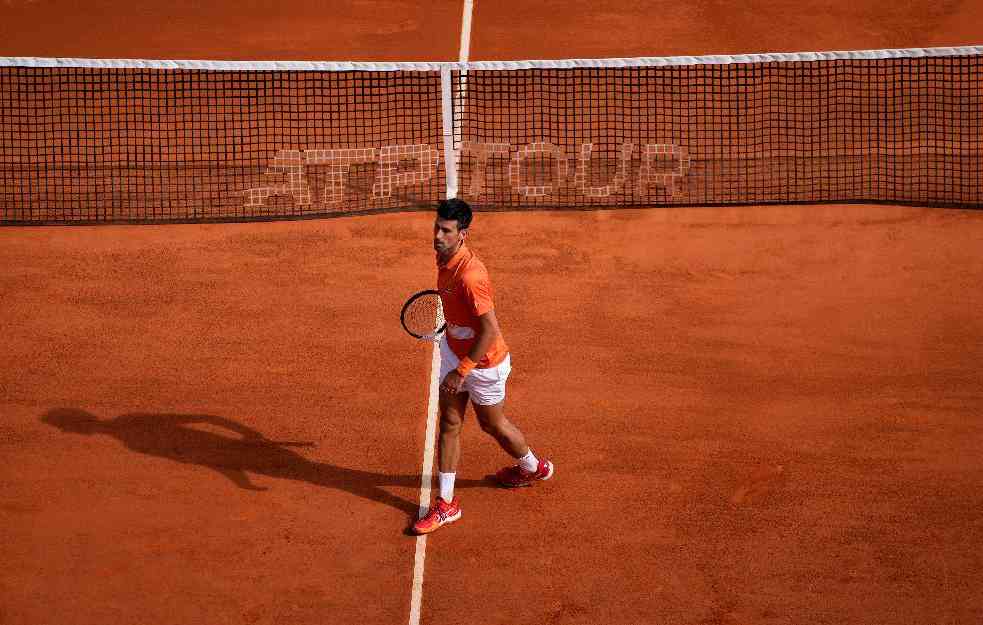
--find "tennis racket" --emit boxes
[400,289,446,342]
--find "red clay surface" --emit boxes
[1,1,979,61]
[1,3,983,625]
[3,207,983,625]
[0,0,463,61]
[469,0,983,59]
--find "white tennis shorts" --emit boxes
[438,337,511,406]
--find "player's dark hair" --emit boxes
[436,198,473,231]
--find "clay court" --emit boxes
[1,2,982,625]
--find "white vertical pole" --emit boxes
[440,67,458,199]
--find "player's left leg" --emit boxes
[472,399,529,458]
[468,354,554,487]
[472,400,554,488]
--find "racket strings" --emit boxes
[404,294,444,338]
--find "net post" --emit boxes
[440,67,458,199]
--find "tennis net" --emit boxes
[1,47,981,225]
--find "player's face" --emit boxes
[433,218,465,257]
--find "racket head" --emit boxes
[400,289,447,341]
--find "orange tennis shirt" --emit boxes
[437,243,509,368]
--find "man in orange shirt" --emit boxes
[412,198,554,535]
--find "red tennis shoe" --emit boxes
[411,497,462,535]
[495,458,555,488]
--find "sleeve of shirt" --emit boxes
[462,271,494,317]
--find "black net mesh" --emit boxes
[1,53,980,225]
[0,67,444,223]
[454,55,982,209]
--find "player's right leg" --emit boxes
[412,388,468,535]
[437,388,469,474]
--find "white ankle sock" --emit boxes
[518,449,539,472]
[438,472,456,501]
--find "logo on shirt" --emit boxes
[447,323,476,340]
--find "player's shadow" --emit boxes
[41,407,491,520]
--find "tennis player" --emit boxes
[412,198,554,535]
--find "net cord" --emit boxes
[1,45,980,71]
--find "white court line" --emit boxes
[407,339,443,625]
[459,0,474,63]
[408,4,474,625]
